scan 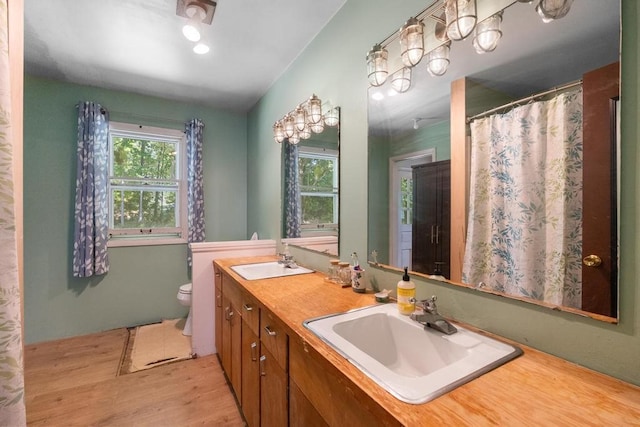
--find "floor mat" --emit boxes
[119,318,193,374]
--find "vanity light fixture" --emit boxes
[472,12,503,54]
[273,122,285,143]
[324,106,340,127]
[283,114,297,139]
[367,44,389,87]
[273,95,339,144]
[391,67,412,93]
[444,0,477,41]
[294,106,307,131]
[306,95,323,125]
[536,0,574,23]
[400,17,426,67]
[426,42,451,76]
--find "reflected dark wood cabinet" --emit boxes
[412,160,451,278]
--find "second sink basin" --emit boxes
[231,261,314,280]
[304,303,522,404]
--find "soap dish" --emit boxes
[374,290,390,303]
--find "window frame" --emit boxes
[298,146,339,235]
[107,122,187,247]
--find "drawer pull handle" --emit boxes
[216,293,222,308]
[264,325,277,336]
[259,355,267,376]
[225,307,234,321]
[242,304,253,312]
[251,342,258,362]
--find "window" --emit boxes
[108,122,186,246]
[298,147,339,234]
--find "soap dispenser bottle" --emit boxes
[397,267,416,315]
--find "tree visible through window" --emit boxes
[298,149,338,231]
[108,122,186,245]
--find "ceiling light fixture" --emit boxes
[177,0,216,53]
[399,17,425,67]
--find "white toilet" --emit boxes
[177,283,193,336]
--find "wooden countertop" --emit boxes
[215,256,640,425]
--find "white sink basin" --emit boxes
[231,261,314,280]
[304,304,522,404]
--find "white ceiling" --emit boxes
[24,0,346,113]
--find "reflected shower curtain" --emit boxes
[186,119,205,268]
[0,0,26,422]
[73,102,110,277]
[283,141,301,238]
[463,88,583,307]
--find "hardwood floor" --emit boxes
[24,328,245,426]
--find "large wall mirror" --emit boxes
[282,107,340,256]
[368,0,620,321]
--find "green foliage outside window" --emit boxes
[299,154,338,225]
[110,137,179,229]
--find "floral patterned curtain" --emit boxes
[72,102,110,277]
[463,88,583,308]
[186,119,205,268]
[0,0,26,423]
[283,141,301,238]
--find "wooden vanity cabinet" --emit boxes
[241,291,261,427]
[214,267,223,359]
[259,308,289,427]
[289,336,400,427]
[220,272,242,399]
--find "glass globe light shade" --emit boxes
[294,106,307,131]
[306,95,323,125]
[273,122,285,143]
[283,114,296,138]
[288,132,300,145]
[324,107,339,127]
[182,4,206,42]
[310,120,324,134]
[391,67,412,93]
[472,12,502,54]
[366,44,389,87]
[399,17,425,67]
[427,44,451,77]
[193,42,210,54]
[536,0,574,23]
[299,125,312,140]
[445,0,477,41]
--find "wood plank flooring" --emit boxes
[24,328,245,426]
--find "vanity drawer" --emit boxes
[241,291,260,336]
[260,308,288,371]
[222,272,242,310]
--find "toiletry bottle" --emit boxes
[397,267,415,315]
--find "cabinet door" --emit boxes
[260,345,288,427]
[290,380,328,427]
[221,295,242,398]
[412,160,451,278]
[214,268,223,356]
[242,321,260,427]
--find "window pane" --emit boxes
[301,195,334,224]
[112,137,177,180]
[299,157,335,190]
[112,189,177,229]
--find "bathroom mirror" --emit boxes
[368,0,620,320]
[282,111,340,257]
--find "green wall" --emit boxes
[23,76,248,343]
[248,0,640,385]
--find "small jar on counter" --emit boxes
[328,259,340,283]
[338,261,351,286]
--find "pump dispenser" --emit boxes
[397,267,416,315]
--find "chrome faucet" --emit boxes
[277,244,298,268]
[410,296,457,335]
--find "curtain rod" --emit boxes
[466,80,583,123]
[108,110,187,126]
